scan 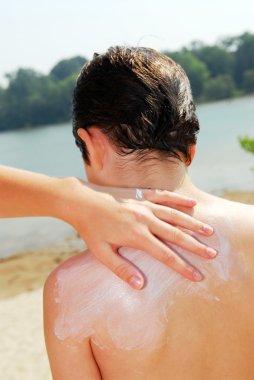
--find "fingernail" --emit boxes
[129,275,144,290]
[206,247,217,258]
[201,225,214,235]
[193,270,204,282]
[188,198,197,206]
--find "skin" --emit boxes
[44,128,254,379]
[0,165,214,288]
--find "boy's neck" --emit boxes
[109,158,201,199]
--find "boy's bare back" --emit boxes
[44,195,254,380]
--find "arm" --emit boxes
[0,165,69,218]
[0,165,216,287]
[43,270,101,380]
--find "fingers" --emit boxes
[143,189,197,208]
[149,217,217,259]
[91,242,145,290]
[151,205,214,236]
[135,233,204,282]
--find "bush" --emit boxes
[239,136,254,153]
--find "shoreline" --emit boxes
[220,190,254,204]
[0,234,84,300]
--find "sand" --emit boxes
[221,190,254,204]
[0,191,253,380]
[0,237,84,380]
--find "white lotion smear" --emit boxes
[54,214,247,350]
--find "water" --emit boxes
[0,95,253,258]
[0,123,85,258]
[191,95,254,193]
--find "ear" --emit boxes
[77,128,105,170]
[186,145,196,167]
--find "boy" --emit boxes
[44,47,254,379]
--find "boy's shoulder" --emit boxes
[43,250,100,342]
[44,250,93,294]
[200,192,254,225]
[217,197,254,231]
[202,195,254,251]
[43,250,102,379]
[43,250,93,316]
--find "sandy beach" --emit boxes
[0,236,83,380]
[0,191,253,380]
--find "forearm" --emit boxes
[0,166,78,219]
[0,165,136,219]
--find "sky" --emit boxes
[0,0,254,85]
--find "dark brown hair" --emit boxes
[73,46,199,164]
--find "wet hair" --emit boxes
[72,46,199,164]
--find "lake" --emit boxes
[0,95,253,257]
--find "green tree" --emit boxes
[192,45,234,78]
[0,69,45,129]
[47,73,78,122]
[242,69,254,94]
[0,68,78,131]
[203,74,236,101]
[50,56,86,81]
[234,32,254,86]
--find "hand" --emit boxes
[63,179,215,290]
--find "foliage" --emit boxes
[192,45,234,78]
[234,33,254,86]
[242,69,254,93]
[0,57,86,131]
[1,32,254,131]
[162,32,254,103]
[239,136,254,154]
[203,74,236,101]
[50,56,86,81]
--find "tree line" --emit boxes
[0,32,254,132]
